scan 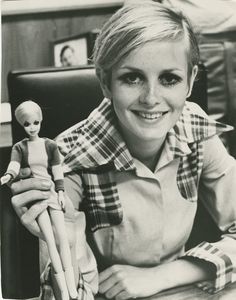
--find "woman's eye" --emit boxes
[34,121,39,125]
[24,122,30,127]
[120,72,143,85]
[159,73,182,86]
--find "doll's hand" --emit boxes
[58,190,65,212]
[11,168,51,239]
[0,174,12,185]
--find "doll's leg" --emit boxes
[37,210,69,300]
[49,208,78,299]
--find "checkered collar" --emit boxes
[59,98,232,173]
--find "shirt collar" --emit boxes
[60,98,233,173]
[59,98,135,173]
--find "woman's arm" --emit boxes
[180,135,236,293]
[99,257,215,299]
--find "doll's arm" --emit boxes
[58,190,65,211]
[1,173,13,185]
[49,140,65,190]
[1,143,22,185]
[48,140,66,209]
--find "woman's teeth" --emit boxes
[136,111,165,120]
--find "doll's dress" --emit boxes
[27,139,61,210]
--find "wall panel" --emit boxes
[2,7,118,102]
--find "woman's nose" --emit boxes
[140,81,160,105]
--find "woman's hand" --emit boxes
[99,259,216,300]
[99,265,161,300]
[10,168,51,239]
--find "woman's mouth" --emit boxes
[134,111,168,120]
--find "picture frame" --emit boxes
[53,30,99,67]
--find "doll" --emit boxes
[0,101,77,300]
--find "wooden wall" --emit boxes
[1,6,118,102]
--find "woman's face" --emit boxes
[104,40,197,145]
[22,113,41,139]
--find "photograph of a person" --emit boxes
[53,35,88,67]
[1,1,236,300]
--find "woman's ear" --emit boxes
[98,70,112,99]
[186,65,198,98]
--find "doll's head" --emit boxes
[15,101,42,125]
[93,1,199,83]
[15,101,43,138]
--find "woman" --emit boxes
[10,2,236,300]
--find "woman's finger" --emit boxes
[11,178,51,195]
[12,190,50,216]
[20,202,48,239]
[99,266,114,283]
[104,281,124,299]
[18,167,32,179]
[22,201,48,223]
[99,268,121,294]
[115,290,130,300]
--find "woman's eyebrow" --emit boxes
[119,65,184,72]
[118,66,142,71]
[160,67,185,73]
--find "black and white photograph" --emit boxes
[1,1,236,300]
[53,34,89,67]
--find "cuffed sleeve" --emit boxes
[187,135,236,293]
[5,143,23,179]
[184,241,233,293]
[54,179,64,192]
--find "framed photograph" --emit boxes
[53,30,99,67]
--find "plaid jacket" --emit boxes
[57,98,232,231]
[56,98,234,295]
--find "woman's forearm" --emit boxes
[154,257,216,292]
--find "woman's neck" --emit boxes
[121,130,166,172]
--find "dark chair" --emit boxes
[1,63,210,299]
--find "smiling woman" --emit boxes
[102,40,198,165]
[8,2,236,300]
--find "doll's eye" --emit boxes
[34,121,39,125]
[24,122,30,127]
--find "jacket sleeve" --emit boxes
[40,173,98,300]
[5,143,22,179]
[182,135,236,293]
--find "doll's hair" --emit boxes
[15,100,43,126]
[93,1,199,80]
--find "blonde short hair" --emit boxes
[93,1,199,80]
[15,100,42,126]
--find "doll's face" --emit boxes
[22,113,41,139]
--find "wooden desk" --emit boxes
[96,283,236,300]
